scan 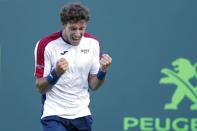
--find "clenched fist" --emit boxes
[55,58,69,76]
[100,54,112,72]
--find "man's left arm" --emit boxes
[88,54,112,91]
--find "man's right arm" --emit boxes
[35,58,69,94]
[36,77,53,94]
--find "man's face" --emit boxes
[62,20,87,46]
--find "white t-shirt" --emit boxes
[34,32,100,119]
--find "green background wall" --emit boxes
[0,0,196,131]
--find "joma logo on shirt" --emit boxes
[60,51,68,55]
[81,49,89,54]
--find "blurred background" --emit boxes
[0,0,197,130]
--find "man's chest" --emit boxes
[52,43,94,72]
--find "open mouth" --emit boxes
[71,36,82,44]
[72,36,80,40]
[72,35,82,41]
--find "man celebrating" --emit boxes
[34,3,112,131]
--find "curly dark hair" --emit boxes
[60,3,90,25]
